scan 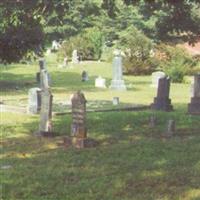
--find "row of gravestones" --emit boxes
[33,76,200,149]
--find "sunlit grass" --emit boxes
[1,53,200,200]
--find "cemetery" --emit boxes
[1,1,200,200]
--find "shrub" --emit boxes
[117,27,156,75]
[57,27,103,61]
[155,44,198,82]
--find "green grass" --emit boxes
[1,53,200,200]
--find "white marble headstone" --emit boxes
[151,71,166,88]
[95,76,106,88]
[113,97,119,105]
[109,49,127,90]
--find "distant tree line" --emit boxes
[0,0,200,63]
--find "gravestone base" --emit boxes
[110,80,127,90]
[188,97,200,115]
[63,137,98,149]
[72,138,98,148]
[151,98,173,111]
[34,131,53,137]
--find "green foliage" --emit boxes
[156,44,198,82]
[118,27,155,75]
[58,27,103,61]
[0,1,45,63]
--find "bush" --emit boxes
[57,27,103,61]
[117,27,156,75]
[155,44,198,82]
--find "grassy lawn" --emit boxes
[1,53,200,200]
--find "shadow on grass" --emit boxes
[1,104,200,199]
[0,72,37,93]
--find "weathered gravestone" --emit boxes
[40,69,51,89]
[38,89,53,136]
[109,49,127,90]
[95,76,106,88]
[63,91,98,148]
[71,91,87,148]
[188,74,200,115]
[151,76,173,111]
[151,71,166,88]
[36,59,46,84]
[81,71,89,82]
[27,88,41,114]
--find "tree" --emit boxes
[122,0,200,44]
[0,0,46,63]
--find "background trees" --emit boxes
[0,0,200,66]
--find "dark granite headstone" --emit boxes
[151,76,173,111]
[81,71,89,82]
[188,74,200,115]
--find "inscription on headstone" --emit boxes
[71,91,87,139]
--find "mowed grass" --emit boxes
[1,53,200,200]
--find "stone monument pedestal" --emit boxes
[151,98,173,111]
[110,80,127,90]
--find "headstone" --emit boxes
[38,89,53,136]
[113,97,119,105]
[71,91,87,148]
[72,49,79,64]
[39,59,46,70]
[40,69,50,89]
[109,49,127,90]
[151,76,173,111]
[52,40,60,51]
[28,88,41,114]
[164,120,175,137]
[95,76,106,88]
[151,71,166,88]
[81,71,89,82]
[188,74,200,115]
[37,59,46,85]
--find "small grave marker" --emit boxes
[95,76,106,88]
